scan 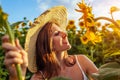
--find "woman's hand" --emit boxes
[2,35,28,80]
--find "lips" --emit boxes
[62,38,69,44]
[63,41,68,44]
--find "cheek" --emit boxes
[52,37,64,52]
[52,37,61,48]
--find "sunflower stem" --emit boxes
[94,16,120,29]
[5,21,23,80]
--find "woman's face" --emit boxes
[51,23,71,52]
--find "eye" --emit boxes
[54,31,60,36]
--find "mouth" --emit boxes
[63,41,67,44]
[62,39,70,45]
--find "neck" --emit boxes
[56,51,68,66]
[56,51,65,61]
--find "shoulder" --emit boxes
[75,54,89,61]
[75,54,95,66]
[30,72,43,80]
[75,54,98,78]
[75,54,98,72]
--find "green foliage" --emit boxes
[0,32,9,80]
[92,62,120,80]
[50,76,71,80]
[0,56,9,80]
[0,16,32,79]
[67,27,120,66]
[67,29,101,66]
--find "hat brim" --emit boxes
[25,6,67,73]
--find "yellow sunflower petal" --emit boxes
[80,36,89,44]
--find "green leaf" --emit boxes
[110,51,120,56]
[50,77,71,80]
[100,62,120,69]
[92,62,120,80]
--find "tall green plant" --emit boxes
[0,6,23,80]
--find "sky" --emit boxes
[0,0,120,25]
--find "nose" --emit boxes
[61,31,67,39]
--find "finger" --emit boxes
[1,35,9,43]
[15,39,28,67]
[6,51,22,59]
[20,50,28,67]
[4,57,23,66]
[15,39,23,50]
[2,43,20,51]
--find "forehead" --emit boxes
[51,23,62,32]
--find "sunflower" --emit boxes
[80,35,89,44]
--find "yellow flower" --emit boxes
[85,31,96,41]
[66,20,76,30]
[84,31,97,44]
[116,20,120,25]
[0,6,8,22]
[29,21,33,27]
[94,35,102,42]
[86,17,95,27]
[66,24,71,30]
[96,22,101,27]
[2,12,8,20]
[68,20,75,25]
[110,6,120,13]
[15,25,19,29]
[21,22,26,27]
[79,21,85,28]
[89,26,96,33]
[80,36,89,44]
[77,2,86,10]
[71,25,76,30]
[76,0,102,45]
[85,31,102,44]
[66,24,76,30]
[102,26,106,31]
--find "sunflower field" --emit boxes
[0,0,120,80]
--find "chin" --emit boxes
[58,44,71,51]
[66,44,71,50]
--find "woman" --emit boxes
[2,6,98,80]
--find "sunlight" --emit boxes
[93,0,120,20]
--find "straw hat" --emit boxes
[25,6,67,73]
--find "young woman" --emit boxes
[2,6,98,80]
